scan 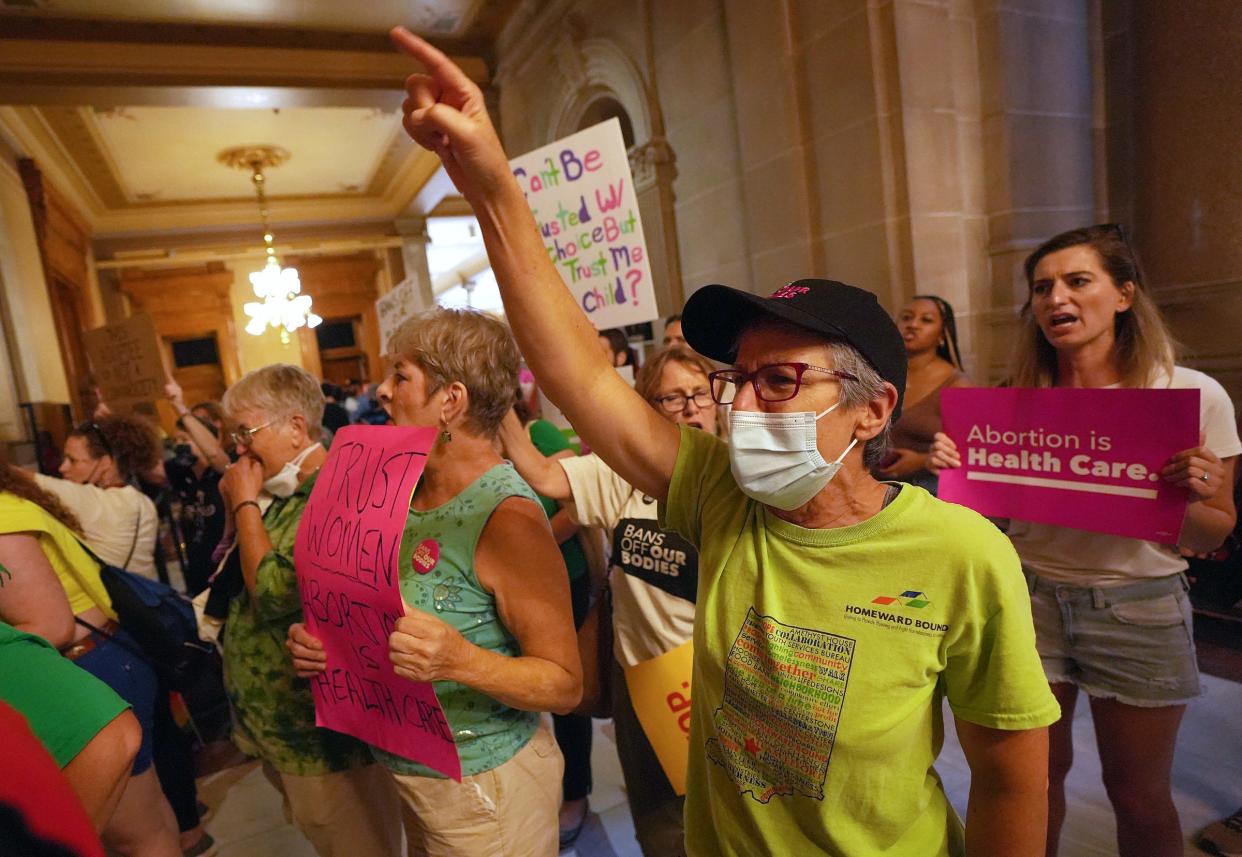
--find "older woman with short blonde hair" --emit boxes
[290,308,581,857]
[218,363,401,857]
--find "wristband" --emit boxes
[233,499,261,517]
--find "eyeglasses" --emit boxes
[708,363,858,405]
[650,390,714,414]
[230,418,277,447]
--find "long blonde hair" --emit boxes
[1010,224,1176,388]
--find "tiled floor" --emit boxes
[200,677,1242,856]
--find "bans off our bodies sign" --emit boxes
[510,118,658,329]
[938,388,1199,543]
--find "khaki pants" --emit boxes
[391,724,563,857]
[265,762,403,857]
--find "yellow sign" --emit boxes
[622,640,694,795]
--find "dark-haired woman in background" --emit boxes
[931,224,1240,856]
[599,327,639,371]
[874,295,970,492]
[33,416,161,579]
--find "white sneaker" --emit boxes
[1200,807,1242,856]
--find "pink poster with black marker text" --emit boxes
[294,424,461,780]
[938,388,1199,544]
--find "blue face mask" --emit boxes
[727,401,858,511]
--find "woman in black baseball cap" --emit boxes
[389,28,1059,857]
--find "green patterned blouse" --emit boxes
[222,471,374,776]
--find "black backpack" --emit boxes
[74,517,212,692]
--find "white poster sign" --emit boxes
[510,118,658,329]
[375,277,422,351]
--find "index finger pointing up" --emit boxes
[389,26,473,91]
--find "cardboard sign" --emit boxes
[375,277,423,353]
[294,424,461,779]
[510,118,657,329]
[938,388,1199,543]
[81,313,164,414]
[623,639,693,795]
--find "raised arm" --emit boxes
[166,380,230,474]
[496,410,572,500]
[390,27,680,501]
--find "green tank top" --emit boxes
[372,462,540,778]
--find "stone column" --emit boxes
[629,136,684,316]
[393,216,437,312]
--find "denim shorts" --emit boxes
[1025,570,1200,707]
[75,628,157,773]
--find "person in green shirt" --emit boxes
[219,364,403,857]
[386,28,1059,857]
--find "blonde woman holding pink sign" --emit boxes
[931,224,1240,857]
[290,308,581,857]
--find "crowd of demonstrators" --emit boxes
[499,345,720,857]
[6,27,1242,857]
[875,295,971,493]
[288,308,581,857]
[512,389,596,847]
[391,29,1060,857]
[930,225,1240,857]
[0,463,183,856]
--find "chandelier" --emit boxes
[218,145,321,343]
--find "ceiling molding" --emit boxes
[0,38,490,90]
[0,106,104,228]
[1,105,442,236]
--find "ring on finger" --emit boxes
[1200,472,1210,483]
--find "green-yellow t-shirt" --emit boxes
[0,493,114,621]
[661,427,1059,857]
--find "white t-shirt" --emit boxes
[1011,366,1241,585]
[560,454,697,667]
[33,475,160,580]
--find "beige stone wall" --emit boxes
[494,0,1239,411]
[1110,0,1242,409]
[0,153,71,415]
[493,0,1014,377]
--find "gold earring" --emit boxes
[438,419,452,444]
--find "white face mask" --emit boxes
[262,442,321,499]
[728,402,859,511]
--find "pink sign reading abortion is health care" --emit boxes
[938,388,1199,544]
[293,424,461,779]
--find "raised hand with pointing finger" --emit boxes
[390,26,514,203]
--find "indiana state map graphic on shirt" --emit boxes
[706,608,856,804]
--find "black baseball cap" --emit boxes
[681,278,908,419]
